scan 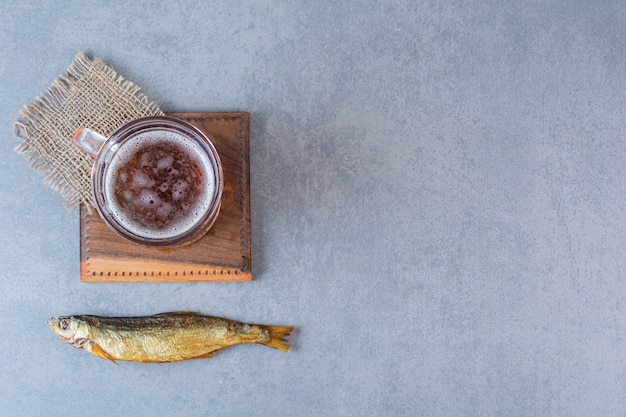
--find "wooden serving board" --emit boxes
[79,112,251,282]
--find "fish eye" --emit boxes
[59,319,69,330]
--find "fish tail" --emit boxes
[262,326,294,352]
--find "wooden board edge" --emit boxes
[165,111,250,122]
[80,257,252,282]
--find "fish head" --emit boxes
[48,316,91,347]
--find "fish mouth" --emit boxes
[47,318,66,338]
[47,317,78,345]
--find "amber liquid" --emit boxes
[105,131,214,239]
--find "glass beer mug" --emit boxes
[74,116,223,247]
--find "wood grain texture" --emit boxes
[79,112,251,282]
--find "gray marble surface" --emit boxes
[1,1,625,416]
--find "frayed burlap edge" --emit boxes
[13,52,163,212]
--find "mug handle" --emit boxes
[73,127,107,157]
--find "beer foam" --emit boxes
[104,130,216,240]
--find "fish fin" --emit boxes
[193,351,216,359]
[262,326,294,352]
[89,342,119,365]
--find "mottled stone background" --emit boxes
[1,1,625,416]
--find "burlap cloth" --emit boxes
[13,52,163,212]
